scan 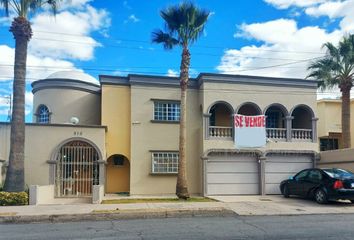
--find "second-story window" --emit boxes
[153,101,180,121]
[37,105,50,124]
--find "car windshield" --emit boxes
[323,168,354,179]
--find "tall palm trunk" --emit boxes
[176,46,190,199]
[341,84,351,148]
[4,17,32,192]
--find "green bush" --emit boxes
[0,192,28,206]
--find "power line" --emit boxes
[0,56,323,75]
[0,29,327,56]
[25,29,326,55]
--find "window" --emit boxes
[151,152,179,174]
[294,170,309,181]
[266,111,280,128]
[153,101,180,121]
[320,138,339,151]
[37,105,50,123]
[308,170,322,181]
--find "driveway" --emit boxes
[209,195,354,215]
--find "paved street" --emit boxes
[1,214,354,240]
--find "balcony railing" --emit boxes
[292,129,312,141]
[209,126,233,138]
[266,128,286,139]
[207,126,313,142]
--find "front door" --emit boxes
[55,140,100,197]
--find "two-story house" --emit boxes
[0,71,318,203]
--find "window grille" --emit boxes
[151,152,179,173]
[153,101,180,121]
[37,105,50,123]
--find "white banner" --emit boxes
[234,114,266,148]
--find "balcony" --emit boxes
[292,129,312,141]
[209,126,233,139]
[205,102,316,143]
[266,128,286,140]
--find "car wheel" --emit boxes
[282,185,290,198]
[314,189,328,204]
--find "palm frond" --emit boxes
[151,29,179,50]
[157,1,209,47]
[0,0,10,16]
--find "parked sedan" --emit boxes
[280,168,354,204]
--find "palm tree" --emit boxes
[1,0,60,192]
[152,2,210,199]
[308,34,354,149]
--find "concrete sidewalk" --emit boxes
[1,195,354,223]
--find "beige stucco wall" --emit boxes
[0,123,106,186]
[130,86,201,195]
[101,85,131,193]
[202,82,316,114]
[316,99,354,148]
[33,89,101,125]
[319,148,354,172]
[101,85,131,159]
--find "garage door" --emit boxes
[206,154,259,195]
[265,155,313,194]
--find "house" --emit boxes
[317,99,354,151]
[0,71,318,203]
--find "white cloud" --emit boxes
[264,0,326,9]
[217,19,342,79]
[0,45,78,82]
[167,69,179,77]
[305,1,354,32]
[124,14,140,24]
[29,5,110,60]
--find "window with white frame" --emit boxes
[153,101,180,121]
[37,105,50,123]
[151,152,179,173]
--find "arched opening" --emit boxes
[237,102,261,116]
[106,154,130,194]
[265,104,287,139]
[208,102,233,138]
[54,140,100,197]
[291,105,314,141]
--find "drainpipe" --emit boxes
[258,155,266,196]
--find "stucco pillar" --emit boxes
[258,156,266,195]
[47,160,56,185]
[98,160,106,186]
[204,113,211,139]
[312,117,319,143]
[285,116,294,142]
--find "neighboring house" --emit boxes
[317,99,354,151]
[0,71,318,202]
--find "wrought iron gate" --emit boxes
[55,141,99,197]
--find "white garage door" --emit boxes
[265,155,313,194]
[206,154,259,195]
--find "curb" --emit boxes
[0,208,236,224]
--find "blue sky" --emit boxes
[0,0,354,122]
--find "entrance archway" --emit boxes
[54,140,100,197]
[106,154,130,194]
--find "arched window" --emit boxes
[37,105,50,123]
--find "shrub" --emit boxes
[0,192,28,206]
